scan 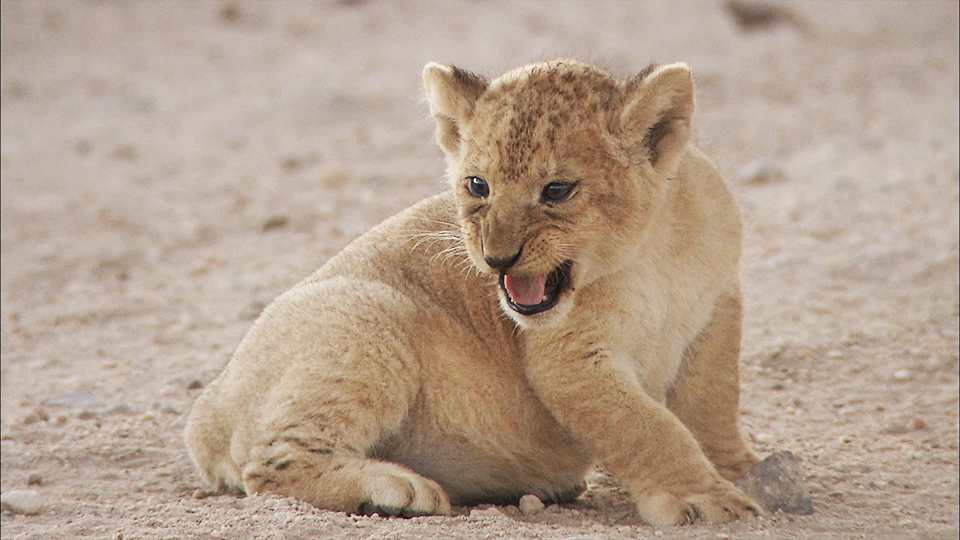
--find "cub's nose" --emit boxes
[483,251,521,273]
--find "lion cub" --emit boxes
[185,59,762,526]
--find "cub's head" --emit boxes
[423,59,694,328]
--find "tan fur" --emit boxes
[185,59,761,526]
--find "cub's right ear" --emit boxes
[619,63,695,178]
[422,63,488,158]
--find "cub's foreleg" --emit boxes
[666,292,760,482]
[523,328,760,527]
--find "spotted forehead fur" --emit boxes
[464,59,658,182]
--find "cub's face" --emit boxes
[423,60,694,328]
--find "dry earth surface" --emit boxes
[2,1,958,539]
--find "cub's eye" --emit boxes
[466,176,490,198]
[541,182,577,203]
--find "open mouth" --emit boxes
[498,261,572,316]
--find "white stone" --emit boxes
[1,490,43,515]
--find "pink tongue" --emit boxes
[504,273,548,306]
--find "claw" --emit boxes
[683,504,702,524]
[359,502,402,517]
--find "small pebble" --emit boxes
[32,407,49,421]
[187,379,204,390]
[892,369,914,381]
[261,215,290,232]
[737,156,786,185]
[1,490,43,515]
[882,422,910,434]
[518,494,545,515]
[241,301,267,320]
[42,391,100,409]
[725,0,796,30]
[469,506,507,519]
[193,488,217,499]
[99,404,138,416]
[27,473,43,486]
[499,505,520,517]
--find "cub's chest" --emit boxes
[574,265,720,400]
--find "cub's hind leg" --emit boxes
[242,424,450,517]
[666,291,760,482]
[235,282,451,516]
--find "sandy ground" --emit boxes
[1,1,958,539]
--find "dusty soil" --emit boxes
[2,1,957,539]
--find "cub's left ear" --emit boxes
[423,63,489,159]
[619,63,695,177]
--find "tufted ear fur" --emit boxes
[619,63,695,177]
[422,63,489,158]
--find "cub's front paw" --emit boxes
[358,462,452,517]
[635,481,762,527]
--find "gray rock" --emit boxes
[735,450,814,515]
[1,490,43,515]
